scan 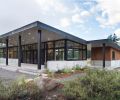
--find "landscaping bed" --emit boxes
[0,67,120,100]
[45,65,88,79]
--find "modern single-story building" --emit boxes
[0,21,87,71]
[0,21,120,71]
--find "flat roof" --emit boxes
[88,39,120,50]
[0,21,87,44]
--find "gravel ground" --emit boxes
[0,68,36,84]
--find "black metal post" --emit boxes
[86,45,87,60]
[18,35,21,67]
[38,30,42,69]
[64,39,67,60]
[6,38,8,65]
[103,43,105,68]
[53,41,55,60]
[82,44,83,60]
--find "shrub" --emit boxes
[0,78,42,100]
[0,80,9,100]
[56,68,72,74]
[72,65,81,70]
[63,69,120,100]
[72,65,89,72]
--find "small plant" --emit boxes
[45,68,54,78]
[75,65,81,70]
[61,68,72,74]
[56,68,72,74]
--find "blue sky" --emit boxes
[0,0,120,40]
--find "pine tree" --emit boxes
[107,33,120,43]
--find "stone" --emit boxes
[33,76,63,91]
[25,78,34,83]
[45,80,58,91]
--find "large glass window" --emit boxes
[46,40,65,61]
[8,47,18,58]
[74,49,79,60]
[67,49,73,60]
[47,49,54,60]
[55,40,64,48]
[83,50,87,60]
[55,49,64,60]
[67,49,80,60]
[67,40,87,60]
[47,42,54,49]
[0,49,3,57]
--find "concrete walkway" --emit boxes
[0,64,45,75]
[0,68,36,84]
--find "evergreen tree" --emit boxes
[107,33,120,43]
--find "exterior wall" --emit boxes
[92,47,120,61]
[0,58,18,66]
[110,48,120,60]
[91,47,111,60]
[47,60,87,71]
[91,47,120,69]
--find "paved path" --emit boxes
[0,68,36,84]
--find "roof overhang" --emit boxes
[0,21,87,46]
[88,39,120,50]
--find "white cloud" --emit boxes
[72,14,83,23]
[96,0,120,27]
[96,17,107,28]
[81,11,90,17]
[35,0,68,13]
[60,18,71,27]
[115,28,120,37]
[0,0,93,33]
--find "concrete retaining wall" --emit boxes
[47,60,87,71]
[111,60,120,69]
[0,58,18,66]
[91,60,120,69]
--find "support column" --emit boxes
[18,35,22,67]
[102,43,105,68]
[6,38,8,65]
[38,30,42,69]
[53,41,55,60]
[64,39,67,60]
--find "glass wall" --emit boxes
[67,40,87,60]
[21,43,38,64]
[0,39,87,64]
[8,47,18,58]
[46,40,65,61]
